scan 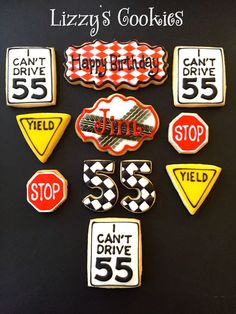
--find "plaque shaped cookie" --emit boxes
[166,164,222,215]
[75,94,159,156]
[6,47,57,107]
[64,40,168,90]
[87,218,142,288]
[173,46,226,107]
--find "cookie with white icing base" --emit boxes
[87,217,142,288]
[75,93,160,156]
[64,40,168,91]
[6,47,57,107]
[173,46,226,107]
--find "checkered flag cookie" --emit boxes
[83,160,118,212]
[121,160,156,213]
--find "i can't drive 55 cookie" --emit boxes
[6,47,57,107]
[87,217,142,288]
[172,46,226,107]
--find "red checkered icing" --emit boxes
[64,40,168,90]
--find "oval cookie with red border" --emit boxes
[75,94,160,156]
[64,40,168,90]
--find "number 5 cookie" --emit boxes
[6,47,57,107]
[173,46,226,107]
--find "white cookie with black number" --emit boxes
[87,217,142,288]
[6,47,57,107]
[173,46,226,107]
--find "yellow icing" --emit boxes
[16,113,71,163]
[166,164,222,215]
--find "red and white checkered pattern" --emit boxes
[65,40,167,89]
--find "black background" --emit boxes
[1,0,236,313]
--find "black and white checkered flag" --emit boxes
[120,160,156,213]
[83,160,118,212]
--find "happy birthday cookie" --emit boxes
[173,46,226,107]
[27,170,67,213]
[75,94,159,156]
[87,217,142,288]
[166,164,222,215]
[6,47,57,107]
[16,113,71,163]
[64,40,168,90]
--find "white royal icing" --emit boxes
[88,219,141,288]
[7,47,53,104]
[177,47,225,104]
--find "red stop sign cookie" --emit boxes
[27,170,68,212]
[168,113,209,154]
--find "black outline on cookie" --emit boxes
[173,168,217,208]
[7,47,55,105]
[89,220,141,288]
[19,117,62,156]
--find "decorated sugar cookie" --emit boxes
[83,160,118,212]
[168,113,209,154]
[166,164,222,215]
[172,46,226,107]
[87,218,142,288]
[6,47,57,107]
[16,113,71,163]
[64,40,168,90]
[27,170,67,213]
[75,94,159,156]
[120,160,156,213]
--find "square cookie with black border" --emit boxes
[6,47,57,107]
[87,217,142,288]
[173,46,226,107]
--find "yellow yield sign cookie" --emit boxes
[166,164,222,215]
[16,113,71,163]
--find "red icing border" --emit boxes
[75,94,160,156]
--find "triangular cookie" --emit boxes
[16,113,71,163]
[166,164,222,214]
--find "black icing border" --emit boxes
[7,47,54,105]
[64,39,168,90]
[89,221,141,288]
[173,168,217,208]
[19,117,63,156]
[177,47,225,105]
